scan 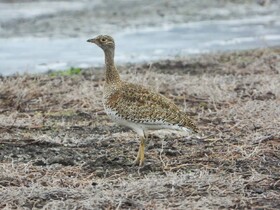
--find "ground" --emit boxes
[0,48,280,209]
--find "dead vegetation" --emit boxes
[0,48,280,209]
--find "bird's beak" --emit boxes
[87,38,97,43]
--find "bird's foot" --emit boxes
[133,156,144,167]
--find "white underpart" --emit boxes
[104,106,191,137]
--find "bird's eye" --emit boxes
[101,38,106,42]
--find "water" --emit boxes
[1,8,280,75]
[0,1,98,23]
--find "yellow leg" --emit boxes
[134,137,145,166]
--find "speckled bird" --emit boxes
[87,35,198,166]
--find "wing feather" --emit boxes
[104,82,198,132]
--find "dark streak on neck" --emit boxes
[104,47,121,85]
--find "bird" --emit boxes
[87,35,198,166]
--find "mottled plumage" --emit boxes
[104,82,197,133]
[87,35,198,166]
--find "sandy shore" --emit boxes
[0,48,280,209]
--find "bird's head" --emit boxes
[87,35,115,51]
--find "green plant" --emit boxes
[49,67,81,77]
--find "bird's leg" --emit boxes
[134,136,146,166]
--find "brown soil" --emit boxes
[0,48,280,209]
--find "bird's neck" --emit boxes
[104,48,121,85]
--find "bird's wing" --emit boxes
[104,82,198,132]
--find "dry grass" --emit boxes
[0,48,280,209]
